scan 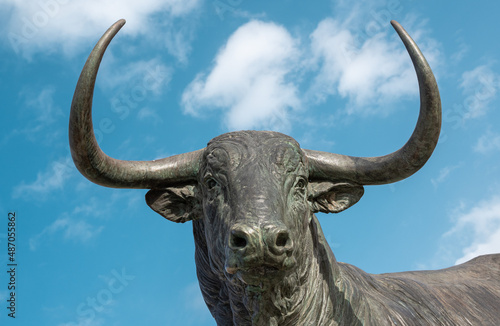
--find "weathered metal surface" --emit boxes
[70,19,500,326]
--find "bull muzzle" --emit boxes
[225,223,296,283]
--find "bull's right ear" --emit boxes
[146,185,200,223]
[309,181,364,214]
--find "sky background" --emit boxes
[1,0,500,325]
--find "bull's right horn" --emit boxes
[69,19,202,189]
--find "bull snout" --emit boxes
[227,223,294,272]
[225,222,297,282]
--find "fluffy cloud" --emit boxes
[182,20,301,131]
[100,58,171,92]
[182,16,440,131]
[138,107,164,124]
[102,58,172,123]
[13,157,74,199]
[1,0,202,60]
[29,216,104,250]
[431,165,460,188]
[307,18,438,115]
[459,65,500,120]
[443,194,500,265]
[474,130,500,154]
[25,86,62,124]
[3,86,64,144]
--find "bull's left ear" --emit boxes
[309,181,364,214]
[146,184,200,223]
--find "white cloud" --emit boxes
[180,13,440,130]
[161,21,198,64]
[13,156,74,199]
[1,0,202,60]
[30,216,104,250]
[63,218,103,242]
[28,189,141,250]
[431,165,460,188]
[474,130,500,154]
[3,86,64,144]
[307,17,438,115]
[3,1,444,135]
[103,59,172,120]
[443,194,500,265]
[459,65,500,120]
[101,58,172,92]
[25,86,62,124]
[138,107,163,125]
[182,20,301,131]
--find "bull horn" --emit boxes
[69,19,202,189]
[305,20,441,185]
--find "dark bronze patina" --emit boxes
[70,19,500,325]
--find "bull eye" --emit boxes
[296,178,306,190]
[207,178,217,189]
[293,178,307,202]
[205,177,218,190]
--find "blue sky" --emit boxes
[1,0,500,325]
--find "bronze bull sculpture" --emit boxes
[70,19,500,325]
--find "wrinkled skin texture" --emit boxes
[147,131,500,326]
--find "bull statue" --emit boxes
[70,19,500,325]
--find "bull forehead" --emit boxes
[203,130,307,179]
[200,131,308,219]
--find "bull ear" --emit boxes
[146,184,200,223]
[309,181,364,214]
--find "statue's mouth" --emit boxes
[235,264,285,284]
[225,255,297,285]
[245,265,280,276]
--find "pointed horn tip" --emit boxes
[390,20,403,30]
[107,19,126,33]
[109,19,126,31]
[116,19,126,26]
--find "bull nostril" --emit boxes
[230,229,249,249]
[232,234,247,248]
[275,231,289,247]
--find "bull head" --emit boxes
[69,18,440,297]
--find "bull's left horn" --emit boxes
[305,20,441,185]
[69,19,202,189]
